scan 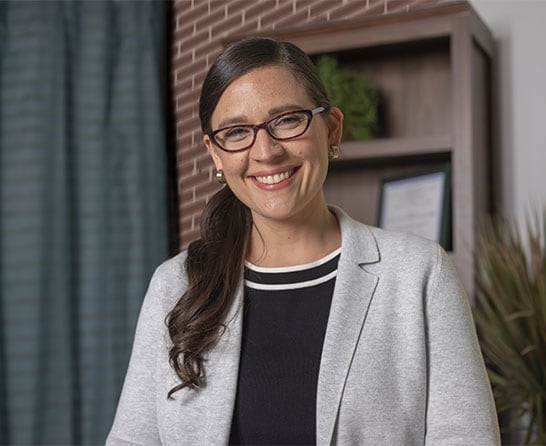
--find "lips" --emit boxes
[253,168,296,185]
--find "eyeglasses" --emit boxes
[208,106,328,153]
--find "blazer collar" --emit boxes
[317,206,380,445]
[330,205,380,265]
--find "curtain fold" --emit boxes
[0,1,169,444]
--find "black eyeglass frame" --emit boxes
[208,106,329,153]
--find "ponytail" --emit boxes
[166,187,251,397]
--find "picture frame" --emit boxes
[377,163,452,250]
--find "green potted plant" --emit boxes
[316,55,379,141]
[473,209,546,444]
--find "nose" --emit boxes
[249,127,285,162]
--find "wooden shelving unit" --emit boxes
[239,1,495,298]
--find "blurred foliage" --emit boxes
[474,209,546,444]
[316,55,379,141]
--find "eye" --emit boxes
[220,126,252,142]
[272,112,306,129]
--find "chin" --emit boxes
[253,203,310,223]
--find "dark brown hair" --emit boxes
[166,37,330,397]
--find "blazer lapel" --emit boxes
[316,208,380,445]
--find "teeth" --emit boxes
[255,169,294,185]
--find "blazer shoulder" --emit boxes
[146,250,189,312]
[153,250,187,279]
[363,225,447,281]
[368,225,440,257]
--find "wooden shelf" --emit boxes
[336,134,452,162]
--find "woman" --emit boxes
[107,37,500,445]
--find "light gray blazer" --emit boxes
[107,207,500,445]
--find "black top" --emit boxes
[229,249,340,445]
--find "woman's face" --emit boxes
[204,65,343,226]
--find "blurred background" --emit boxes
[1,0,545,444]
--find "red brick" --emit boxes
[294,0,316,10]
[179,26,210,51]
[364,0,389,16]
[195,152,214,171]
[172,53,193,71]
[179,213,191,225]
[178,113,200,129]
[274,7,310,28]
[173,86,198,104]
[230,18,260,37]
[177,97,196,115]
[178,148,196,165]
[182,196,209,216]
[175,1,209,25]
[195,7,226,31]
[329,1,375,21]
[175,17,195,36]
[172,41,192,61]
[408,0,440,9]
[193,39,223,62]
[178,155,195,174]
[173,76,193,95]
[259,3,295,29]
[178,145,206,165]
[183,171,213,190]
[242,0,278,25]
[308,0,342,20]
[175,120,196,138]
[190,51,212,70]
[195,180,222,199]
[180,186,194,204]
[177,60,208,86]
[173,42,194,61]
[227,0,256,16]
[209,0,229,11]
[192,69,208,92]
[180,214,193,231]
[177,125,195,141]
[177,146,200,165]
[210,13,245,40]
[180,219,196,241]
[385,0,412,13]
[181,228,200,249]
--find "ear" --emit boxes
[203,134,223,171]
[326,107,344,146]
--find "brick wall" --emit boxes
[172,0,439,248]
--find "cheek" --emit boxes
[221,155,247,176]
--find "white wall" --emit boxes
[469,0,546,223]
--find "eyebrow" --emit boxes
[215,103,307,129]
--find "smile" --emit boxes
[254,168,296,185]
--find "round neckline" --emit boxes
[244,247,341,274]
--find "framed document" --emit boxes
[378,164,451,250]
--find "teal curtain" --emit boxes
[0,1,170,444]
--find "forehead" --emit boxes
[211,65,313,123]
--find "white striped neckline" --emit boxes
[244,247,341,273]
[244,248,341,291]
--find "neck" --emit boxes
[247,204,341,268]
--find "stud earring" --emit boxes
[215,169,226,184]
[328,145,340,161]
